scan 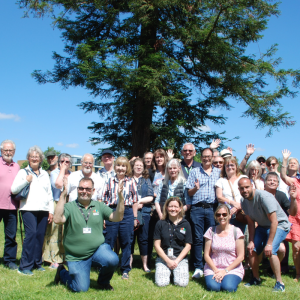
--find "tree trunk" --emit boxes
[131,20,157,157]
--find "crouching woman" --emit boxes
[204,204,244,292]
[154,197,192,287]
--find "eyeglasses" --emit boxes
[60,160,70,164]
[213,161,223,165]
[29,156,40,160]
[216,213,228,218]
[202,155,212,159]
[225,164,235,168]
[183,150,194,153]
[2,149,14,153]
[78,187,93,192]
[83,162,93,165]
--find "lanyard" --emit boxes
[184,166,192,176]
[76,201,92,225]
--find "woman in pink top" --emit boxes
[280,149,300,281]
[204,204,244,292]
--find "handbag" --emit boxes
[12,169,31,201]
[228,179,248,225]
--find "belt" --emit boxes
[192,202,214,209]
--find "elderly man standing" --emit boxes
[54,177,123,292]
[238,177,292,292]
[0,140,20,270]
[67,153,102,202]
[186,148,221,278]
[98,150,115,198]
[46,151,58,175]
[180,143,201,179]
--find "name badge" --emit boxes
[83,228,92,234]
[167,248,173,257]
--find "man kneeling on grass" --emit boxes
[53,177,125,292]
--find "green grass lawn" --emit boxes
[0,222,299,300]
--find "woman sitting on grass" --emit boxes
[204,204,244,292]
[154,197,192,287]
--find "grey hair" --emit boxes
[81,153,95,164]
[288,157,299,168]
[164,158,186,183]
[26,146,45,162]
[246,160,262,178]
[264,172,280,184]
[1,140,16,150]
[58,153,73,168]
[181,142,196,151]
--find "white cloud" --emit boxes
[57,142,63,146]
[197,125,211,132]
[256,147,265,152]
[66,143,79,148]
[0,113,20,121]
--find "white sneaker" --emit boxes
[192,268,203,278]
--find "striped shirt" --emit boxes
[186,165,221,205]
[102,175,138,206]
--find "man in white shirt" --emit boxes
[67,154,103,202]
[98,150,115,200]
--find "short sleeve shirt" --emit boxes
[63,200,113,261]
[154,218,192,257]
[241,190,290,231]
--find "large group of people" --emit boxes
[0,138,300,293]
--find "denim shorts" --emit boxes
[253,226,290,256]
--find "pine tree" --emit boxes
[18,0,299,156]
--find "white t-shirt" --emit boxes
[215,175,247,207]
[67,170,105,202]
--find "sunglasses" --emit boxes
[216,213,228,218]
[268,163,277,167]
[60,160,70,164]
[77,187,93,192]
[183,150,194,153]
[213,161,223,165]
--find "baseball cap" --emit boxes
[46,151,57,157]
[101,149,114,156]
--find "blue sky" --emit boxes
[1,1,300,162]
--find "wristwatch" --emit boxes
[225,268,229,273]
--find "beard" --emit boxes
[82,167,92,175]
[2,154,13,163]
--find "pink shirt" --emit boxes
[204,226,244,279]
[0,157,20,210]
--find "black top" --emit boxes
[148,168,155,183]
[275,190,290,216]
[181,160,202,179]
[153,218,192,257]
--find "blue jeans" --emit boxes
[105,206,134,274]
[190,206,215,269]
[253,226,289,255]
[60,243,119,292]
[0,209,18,265]
[19,210,48,270]
[205,274,242,292]
[131,213,150,256]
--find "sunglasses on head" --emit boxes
[216,213,228,218]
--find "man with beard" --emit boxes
[66,153,102,202]
[54,177,123,292]
[238,178,291,292]
[46,151,58,175]
[0,140,20,270]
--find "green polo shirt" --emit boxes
[63,200,113,261]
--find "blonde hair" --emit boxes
[162,197,185,220]
[114,156,131,176]
[214,204,231,222]
[220,157,241,178]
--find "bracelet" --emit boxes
[266,244,272,247]
[134,217,137,220]
[281,165,287,168]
